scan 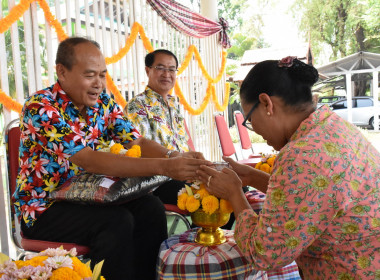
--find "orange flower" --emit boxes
[177,193,189,210]
[202,195,219,214]
[110,143,124,154]
[220,199,233,214]
[125,145,141,157]
[186,196,201,212]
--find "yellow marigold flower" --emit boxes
[270,188,286,206]
[322,142,341,157]
[300,206,308,213]
[177,193,189,210]
[260,163,271,173]
[342,222,359,234]
[285,236,300,249]
[22,256,48,267]
[196,187,210,199]
[255,162,262,169]
[266,156,276,167]
[125,145,141,157]
[311,175,329,191]
[220,199,233,214]
[337,272,355,280]
[72,257,92,278]
[284,220,296,231]
[110,143,123,154]
[307,225,318,235]
[350,180,360,191]
[202,195,219,214]
[50,267,81,280]
[254,240,266,255]
[371,218,380,228]
[186,196,201,212]
[357,256,370,269]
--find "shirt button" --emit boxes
[267,227,272,233]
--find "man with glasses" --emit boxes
[125,49,191,205]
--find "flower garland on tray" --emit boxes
[0,247,104,280]
[177,181,233,215]
[255,154,277,174]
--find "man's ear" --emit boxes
[56,64,66,82]
[145,66,150,76]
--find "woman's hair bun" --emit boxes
[278,56,319,85]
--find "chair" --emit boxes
[234,111,262,159]
[214,114,261,168]
[2,119,90,260]
[164,204,191,237]
[184,119,195,151]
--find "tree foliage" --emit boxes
[292,0,380,61]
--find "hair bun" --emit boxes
[278,57,319,85]
[289,59,319,85]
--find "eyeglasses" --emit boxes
[150,66,178,74]
[242,102,260,131]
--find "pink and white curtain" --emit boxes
[146,0,231,48]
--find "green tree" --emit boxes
[293,0,380,60]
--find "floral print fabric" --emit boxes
[234,106,380,280]
[13,82,141,228]
[125,86,189,152]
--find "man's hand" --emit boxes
[175,151,206,160]
[163,156,211,181]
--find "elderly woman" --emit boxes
[198,57,380,279]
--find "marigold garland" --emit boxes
[0,0,229,116]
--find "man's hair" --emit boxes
[55,37,100,70]
[145,49,178,68]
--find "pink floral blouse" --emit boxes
[235,106,380,280]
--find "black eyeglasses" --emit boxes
[149,66,178,74]
[242,102,259,131]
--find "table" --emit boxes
[157,189,301,280]
[157,229,267,280]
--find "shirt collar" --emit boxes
[145,86,176,105]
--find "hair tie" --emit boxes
[278,56,297,68]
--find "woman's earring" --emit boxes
[267,112,271,116]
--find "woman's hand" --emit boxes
[164,157,211,181]
[223,156,270,193]
[197,164,243,201]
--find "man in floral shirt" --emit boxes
[13,37,208,280]
[125,50,190,205]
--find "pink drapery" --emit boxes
[146,0,231,48]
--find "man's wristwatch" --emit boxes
[165,150,175,158]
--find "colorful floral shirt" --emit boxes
[13,82,141,228]
[125,86,189,152]
[234,106,380,280]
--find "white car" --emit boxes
[330,97,380,129]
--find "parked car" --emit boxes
[330,96,380,129]
[317,96,345,108]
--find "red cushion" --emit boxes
[234,112,252,150]
[21,238,90,255]
[164,204,189,215]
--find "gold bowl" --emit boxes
[191,209,231,246]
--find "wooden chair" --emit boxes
[214,114,261,167]
[2,119,90,260]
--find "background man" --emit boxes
[13,38,208,280]
[125,49,190,205]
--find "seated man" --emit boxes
[125,49,190,205]
[13,37,209,280]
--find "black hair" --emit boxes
[240,58,319,108]
[145,49,178,68]
[55,37,100,70]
